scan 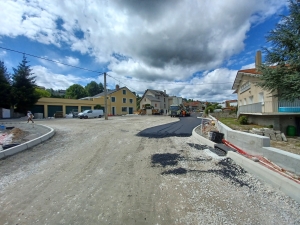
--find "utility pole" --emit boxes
[104,72,108,120]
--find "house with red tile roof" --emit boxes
[232,51,300,134]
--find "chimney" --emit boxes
[255,51,262,69]
[164,90,166,94]
[116,84,120,90]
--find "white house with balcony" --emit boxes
[232,51,300,135]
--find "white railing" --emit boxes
[239,102,262,113]
[239,100,300,114]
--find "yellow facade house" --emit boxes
[32,85,136,118]
[232,51,300,133]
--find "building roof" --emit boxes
[183,101,202,107]
[147,89,169,97]
[232,68,261,91]
[140,89,169,103]
[226,99,238,103]
[92,89,117,98]
[80,86,133,100]
[145,95,160,102]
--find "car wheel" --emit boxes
[99,115,102,118]
[84,116,88,119]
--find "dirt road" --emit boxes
[0,116,299,224]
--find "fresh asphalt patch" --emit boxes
[151,152,252,187]
[137,113,202,138]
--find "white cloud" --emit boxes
[32,65,82,89]
[65,56,79,66]
[241,63,255,70]
[0,50,7,57]
[0,0,286,100]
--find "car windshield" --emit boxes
[170,106,180,111]
[82,110,90,113]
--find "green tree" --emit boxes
[258,0,300,101]
[99,82,104,93]
[65,84,87,99]
[136,94,141,110]
[94,104,104,109]
[11,55,39,113]
[35,88,51,98]
[85,81,100,96]
[0,61,11,109]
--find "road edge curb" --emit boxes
[228,151,300,204]
[0,124,55,159]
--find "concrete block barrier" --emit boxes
[228,151,300,204]
[262,147,300,175]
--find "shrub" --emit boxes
[268,124,273,128]
[204,108,209,115]
[238,116,248,125]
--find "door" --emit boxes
[112,107,115,115]
[30,105,44,118]
[47,105,62,118]
[66,106,78,114]
[87,110,93,118]
[129,107,133,114]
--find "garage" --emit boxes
[81,106,91,111]
[47,105,63,118]
[30,105,44,117]
[66,106,78,114]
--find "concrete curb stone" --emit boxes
[0,124,55,159]
[192,124,300,204]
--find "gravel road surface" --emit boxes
[0,116,299,225]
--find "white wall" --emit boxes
[2,108,10,118]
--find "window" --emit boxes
[259,92,264,103]
[249,96,253,104]
[243,98,247,105]
[129,99,133,104]
[144,99,146,101]
[111,97,116,102]
[123,90,126,95]
[240,81,251,93]
[122,107,127,112]
[123,98,126,103]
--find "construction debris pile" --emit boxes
[250,128,287,142]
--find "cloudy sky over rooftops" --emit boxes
[0,0,288,102]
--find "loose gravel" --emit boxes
[0,116,299,225]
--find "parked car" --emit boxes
[78,110,103,119]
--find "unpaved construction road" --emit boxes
[0,116,299,225]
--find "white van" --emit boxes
[78,110,104,119]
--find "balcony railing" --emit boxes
[239,100,300,114]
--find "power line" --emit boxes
[107,74,140,93]
[108,77,233,85]
[0,46,104,74]
[1,46,233,90]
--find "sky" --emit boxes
[0,0,289,102]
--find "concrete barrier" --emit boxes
[209,115,300,175]
[262,147,300,175]
[226,129,270,154]
[0,124,55,159]
[228,151,300,204]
